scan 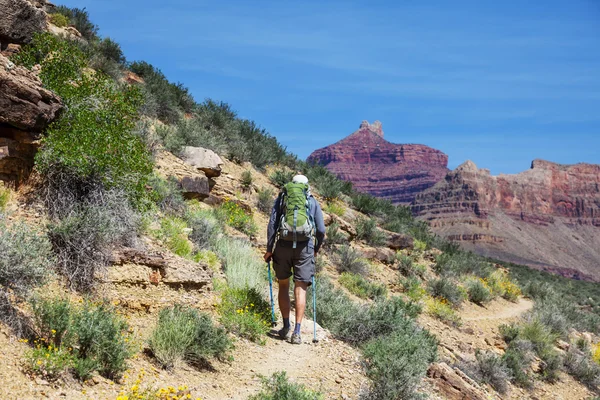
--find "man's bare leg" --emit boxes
[277,278,291,337]
[291,281,308,343]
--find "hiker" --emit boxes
[264,174,325,344]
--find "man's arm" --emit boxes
[313,199,326,253]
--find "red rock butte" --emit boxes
[412,159,600,281]
[307,121,449,204]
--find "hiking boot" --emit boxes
[290,333,302,344]
[278,327,290,339]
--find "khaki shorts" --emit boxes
[272,239,315,284]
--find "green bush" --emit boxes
[324,200,345,217]
[355,217,387,247]
[241,170,253,190]
[0,221,53,295]
[324,222,347,248]
[29,297,133,380]
[186,207,222,250]
[249,371,324,400]
[339,272,387,300]
[564,347,600,388]
[25,343,73,381]
[332,245,369,276]
[54,6,98,40]
[149,305,231,369]
[361,326,437,400]
[427,278,465,307]
[434,251,493,278]
[502,339,534,388]
[213,236,265,291]
[350,192,393,217]
[49,13,70,27]
[269,168,294,188]
[401,277,427,302]
[460,351,511,394]
[220,199,257,236]
[499,323,520,343]
[425,297,461,326]
[15,34,152,205]
[48,187,140,292]
[147,175,185,214]
[0,184,9,212]
[157,217,193,257]
[257,187,275,213]
[217,287,271,343]
[464,277,492,305]
[396,254,417,277]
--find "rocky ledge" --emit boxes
[307,121,449,204]
[412,160,600,280]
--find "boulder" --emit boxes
[386,232,413,250]
[154,150,211,200]
[427,362,489,400]
[0,0,47,46]
[0,53,63,184]
[181,146,223,178]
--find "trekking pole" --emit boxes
[267,261,277,327]
[312,275,318,343]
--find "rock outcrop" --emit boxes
[0,53,63,184]
[307,121,449,204]
[154,150,211,200]
[413,160,600,280]
[0,0,47,47]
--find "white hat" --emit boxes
[292,174,309,184]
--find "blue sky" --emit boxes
[59,0,600,174]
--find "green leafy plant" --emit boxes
[339,272,387,300]
[425,297,461,326]
[241,170,253,190]
[149,305,231,369]
[249,371,324,400]
[324,200,345,217]
[269,168,294,188]
[459,351,512,394]
[0,184,9,212]
[220,199,257,236]
[324,222,347,248]
[464,277,492,305]
[158,217,193,257]
[54,6,98,40]
[49,13,70,27]
[332,245,369,276]
[355,216,387,247]
[147,175,185,214]
[257,187,275,213]
[427,278,465,307]
[217,287,271,343]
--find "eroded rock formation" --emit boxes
[0,0,47,47]
[0,53,62,185]
[413,160,600,280]
[307,121,449,204]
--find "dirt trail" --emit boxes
[462,297,533,322]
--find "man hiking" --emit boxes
[264,174,325,344]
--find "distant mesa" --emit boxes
[412,159,600,281]
[307,120,449,204]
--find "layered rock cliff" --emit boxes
[412,160,600,280]
[307,121,449,204]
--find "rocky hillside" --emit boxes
[413,159,600,281]
[307,120,449,204]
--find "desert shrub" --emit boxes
[324,201,345,218]
[26,342,73,381]
[156,217,192,257]
[401,277,427,302]
[324,222,347,248]
[563,347,600,388]
[487,270,522,302]
[339,272,387,300]
[464,277,492,305]
[28,297,133,380]
[593,343,600,365]
[31,297,72,347]
[396,254,418,278]
[220,199,257,236]
[129,61,194,124]
[303,163,352,201]
[531,302,569,338]
[54,6,98,40]
[519,319,562,381]
[186,207,222,250]
[427,278,465,307]
[499,323,520,343]
[95,37,126,65]
[434,251,492,278]
[413,239,427,253]
[0,184,9,212]
[355,217,386,247]
[461,351,511,394]
[257,187,275,213]
[332,245,369,276]
[0,221,53,295]
[213,236,265,291]
[147,175,185,215]
[49,13,69,27]
[48,187,140,292]
[15,34,152,204]
[315,254,326,274]
[149,305,231,369]
[217,287,271,343]
[241,170,253,190]
[249,371,324,400]
[502,339,534,388]
[350,192,394,217]
[425,297,461,326]
[361,326,437,400]
[269,168,294,188]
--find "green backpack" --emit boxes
[278,182,314,248]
